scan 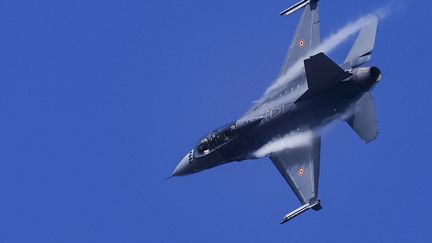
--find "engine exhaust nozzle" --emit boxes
[370,66,382,82]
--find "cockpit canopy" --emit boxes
[195,122,238,157]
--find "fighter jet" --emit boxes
[172,0,382,224]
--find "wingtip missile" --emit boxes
[280,0,311,16]
[280,201,321,224]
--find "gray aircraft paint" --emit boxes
[172,0,382,223]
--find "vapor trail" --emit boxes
[265,9,387,94]
[252,6,392,158]
[253,130,315,158]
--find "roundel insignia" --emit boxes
[298,39,305,48]
[298,167,305,176]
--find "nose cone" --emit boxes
[172,150,193,176]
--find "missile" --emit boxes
[280,0,311,17]
[280,200,321,224]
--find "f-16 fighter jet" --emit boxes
[172,0,382,224]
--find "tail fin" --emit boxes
[344,17,379,68]
[297,53,352,101]
[278,0,320,77]
[305,53,351,91]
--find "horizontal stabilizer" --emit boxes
[304,53,352,91]
[344,17,378,68]
[346,92,378,143]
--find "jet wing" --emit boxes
[278,0,320,78]
[270,135,322,223]
[240,0,320,119]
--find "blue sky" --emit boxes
[0,0,430,242]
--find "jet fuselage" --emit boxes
[172,66,381,176]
